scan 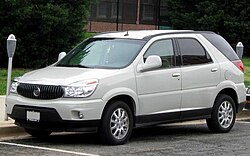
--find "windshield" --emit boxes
[56,38,146,69]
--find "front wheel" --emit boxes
[206,94,236,133]
[99,101,133,145]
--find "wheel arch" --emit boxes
[101,94,136,126]
[216,88,239,112]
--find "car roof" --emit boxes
[93,30,215,40]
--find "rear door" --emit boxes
[176,37,220,119]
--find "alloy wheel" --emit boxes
[110,108,129,140]
[218,101,234,129]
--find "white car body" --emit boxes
[6,30,246,144]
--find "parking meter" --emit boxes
[7,34,16,57]
[236,42,244,59]
[5,34,17,120]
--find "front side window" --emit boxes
[144,39,175,68]
[56,38,146,69]
[178,38,211,66]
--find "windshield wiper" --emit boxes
[57,64,91,68]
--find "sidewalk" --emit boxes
[0,95,25,138]
[1,95,250,138]
[0,95,6,121]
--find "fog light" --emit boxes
[78,112,84,119]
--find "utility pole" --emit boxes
[136,0,140,24]
[116,0,120,31]
[158,0,161,30]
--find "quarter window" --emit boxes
[201,33,239,61]
[144,39,175,68]
[178,38,211,65]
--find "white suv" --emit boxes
[6,30,246,145]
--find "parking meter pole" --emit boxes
[5,34,16,121]
[6,57,13,96]
[5,57,13,120]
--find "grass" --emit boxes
[0,57,250,95]
[0,68,31,95]
[243,57,250,86]
[84,32,96,38]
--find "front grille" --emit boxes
[17,83,64,100]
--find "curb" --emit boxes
[0,125,25,139]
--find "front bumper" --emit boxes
[10,105,99,132]
[6,94,105,132]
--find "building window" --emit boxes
[111,3,122,19]
[142,0,154,20]
[143,0,153,4]
[97,3,107,18]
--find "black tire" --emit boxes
[99,101,133,145]
[206,94,236,133]
[25,128,52,138]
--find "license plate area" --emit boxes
[26,111,40,122]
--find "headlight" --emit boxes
[10,77,21,94]
[62,79,98,98]
[247,87,250,94]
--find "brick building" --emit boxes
[86,0,171,32]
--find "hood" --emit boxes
[19,66,119,85]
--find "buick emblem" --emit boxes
[33,87,41,97]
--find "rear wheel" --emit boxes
[25,128,52,138]
[206,94,236,133]
[99,101,133,145]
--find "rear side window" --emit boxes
[177,38,211,66]
[202,33,239,61]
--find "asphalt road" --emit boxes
[0,121,250,156]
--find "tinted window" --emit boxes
[202,33,239,61]
[144,39,175,68]
[206,51,212,63]
[178,38,208,65]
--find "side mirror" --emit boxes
[58,52,66,61]
[139,55,162,72]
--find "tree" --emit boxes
[164,0,250,54]
[0,0,94,68]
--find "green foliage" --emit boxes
[243,57,250,86]
[164,0,250,54]
[0,0,94,68]
[0,68,31,95]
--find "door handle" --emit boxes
[211,68,218,72]
[172,73,181,77]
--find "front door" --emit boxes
[136,38,182,124]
